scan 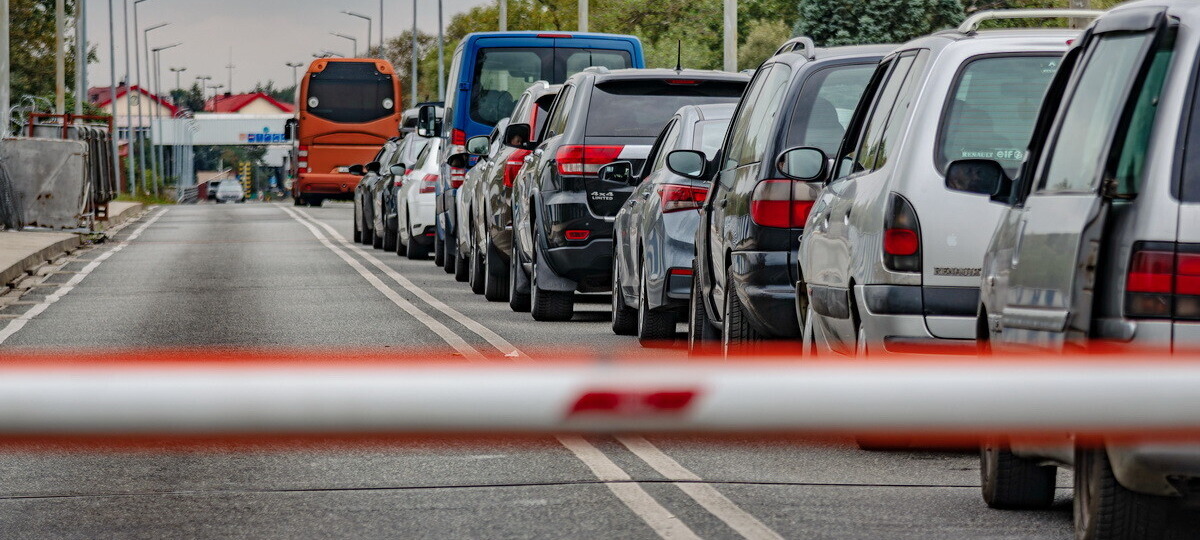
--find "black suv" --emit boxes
[667,41,890,352]
[508,68,749,321]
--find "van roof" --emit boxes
[460,31,642,44]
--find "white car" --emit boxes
[394,138,440,259]
[215,180,244,203]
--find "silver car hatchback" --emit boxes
[795,12,1084,358]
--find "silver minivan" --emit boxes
[970,2,1200,538]
[792,11,1085,358]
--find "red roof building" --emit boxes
[204,92,295,114]
[87,84,179,127]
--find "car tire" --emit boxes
[1075,447,1171,540]
[469,242,485,294]
[530,245,573,322]
[353,208,362,243]
[293,196,305,206]
[611,260,637,336]
[394,226,407,257]
[404,208,429,260]
[508,249,531,313]
[382,224,397,252]
[372,227,384,249]
[638,263,676,346]
[308,196,323,207]
[483,238,509,302]
[688,265,719,356]
[362,223,375,246]
[453,245,470,282]
[434,233,446,267]
[980,439,1057,509]
[722,273,761,356]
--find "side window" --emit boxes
[854,51,925,173]
[723,65,775,174]
[545,85,575,138]
[531,96,555,143]
[1038,32,1153,193]
[785,63,876,156]
[647,120,682,178]
[731,64,793,168]
[1112,30,1175,197]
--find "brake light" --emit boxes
[564,230,590,241]
[749,179,817,228]
[555,145,624,176]
[1126,245,1200,319]
[504,149,530,188]
[451,129,466,146]
[883,193,921,273]
[449,167,465,189]
[297,146,310,173]
[297,146,309,158]
[658,184,707,213]
[420,174,438,193]
[665,80,698,85]
[538,33,572,38]
[669,267,693,276]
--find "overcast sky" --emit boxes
[86,0,491,95]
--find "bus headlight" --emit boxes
[382,98,394,109]
[308,97,319,108]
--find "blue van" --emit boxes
[421,32,645,272]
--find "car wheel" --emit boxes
[688,265,719,356]
[980,438,1057,509]
[353,210,362,243]
[468,241,485,294]
[453,242,470,282]
[434,233,446,267]
[308,196,323,208]
[637,262,676,346]
[394,225,408,257]
[611,259,637,336]
[722,273,761,356]
[1075,447,1170,540]
[530,243,573,321]
[483,238,509,302]
[508,248,531,313]
[372,225,384,249]
[293,196,305,206]
[405,207,429,260]
[382,223,397,252]
[362,222,375,246]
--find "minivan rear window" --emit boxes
[585,80,745,137]
[469,47,631,127]
[306,62,397,123]
[937,55,1060,175]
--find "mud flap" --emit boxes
[534,239,578,293]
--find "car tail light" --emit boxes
[658,184,707,213]
[669,267,693,276]
[504,149,530,188]
[449,167,466,189]
[451,129,466,146]
[883,193,921,273]
[555,145,624,176]
[1126,244,1200,319]
[564,230,589,241]
[749,179,816,228]
[420,174,438,193]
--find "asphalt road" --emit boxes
[0,202,1076,539]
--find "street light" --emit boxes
[142,21,169,193]
[285,62,304,102]
[151,41,180,193]
[169,67,187,92]
[330,32,358,57]
[341,11,371,54]
[132,0,157,194]
[194,75,212,105]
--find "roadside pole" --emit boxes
[437,0,444,101]
[723,0,736,72]
[499,0,506,32]
[123,0,135,197]
[55,0,65,114]
[0,0,9,136]
[578,0,587,32]
[74,0,85,117]
[107,0,122,193]
[410,0,417,105]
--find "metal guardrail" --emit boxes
[177,185,200,204]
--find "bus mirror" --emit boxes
[503,123,532,150]
[284,119,297,141]
[417,105,440,137]
[348,164,366,176]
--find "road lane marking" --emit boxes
[0,207,168,346]
[290,206,524,358]
[279,205,484,360]
[557,435,702,540]
[619,435,784,540]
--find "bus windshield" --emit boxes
[307,61,397,124]
[470,47,631,126]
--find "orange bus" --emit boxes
[288,58,403,206]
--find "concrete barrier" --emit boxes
[0,138,90,230]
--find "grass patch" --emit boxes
[114,193,176,205]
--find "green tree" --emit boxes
[170,83,206,113]
[739,20,793,70]
[11,0,89,102]
[794,0,964,46]
[251,81,297,105]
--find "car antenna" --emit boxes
[675,40,683,72]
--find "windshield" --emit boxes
[937,55,1060,175]
[306,61,397,123]
[585,80,745,137]
[469,47,632,126]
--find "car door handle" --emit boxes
[1012,218,1027,268]
[640,191,651,199]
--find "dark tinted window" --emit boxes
[585,80,745,137]
[545,85,575,138]
[785,64,875,156]
[469,48,632,127]
[306,62,397,123]
[851,51,925,173]
[558,48,632,79]
[938,55,1059,176]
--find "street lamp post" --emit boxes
[285,62,304,103]
[194,75,211,106]
[331,32,358,57]
[106,0,122,193]
[132,0,155,194]
[411,0,416,104]
[169,67,187,93]
[141,21,168,193]
[341,11,372,55]
[151,42,180,193]
[122,0,134,194]
[438,0,444,101]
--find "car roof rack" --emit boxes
[957,9,1104,34]
[773,36,816,60]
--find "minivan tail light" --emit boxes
[658,184,707,213]
[505,149,531,188]
[449,167,466,189]
[1126,245,1200,319]
[420,174,438,193]
[883,193,921,273]
[555,145,624,176]
[749,179,816,228]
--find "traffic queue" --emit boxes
[346,3,1200,539]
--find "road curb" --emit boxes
[99,202,145,232]
[0,232,82,288]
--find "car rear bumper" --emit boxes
[729,250,799,338]
[297,173,358,199]
[1108,444,1200,498]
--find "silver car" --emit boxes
[795,13,1078,359]
[971,2,1200,537]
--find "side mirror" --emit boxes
[466,135,490,156]
[598,161,635,185]
[366,161,382,174]
[417,105,440,137]
[945,159,1009,199]
[389,164,405,176]
[348,164,366,176]
[665,150,707,180]
[502,123,534,150]
[776,147,828,182]
[284,118,297,141]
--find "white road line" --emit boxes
[291,206,524,358]
[0,207,167,346]
[619,436,784,540]
[557,435,702,540]
[279,205,485,360]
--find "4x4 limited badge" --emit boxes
[934,267,982,277]
[590,191,614,201]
